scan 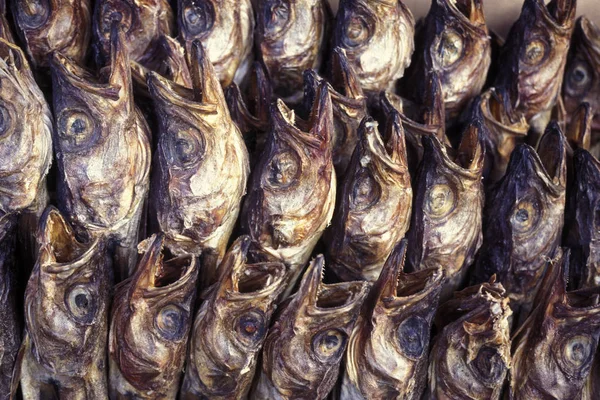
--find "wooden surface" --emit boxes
[328,0,598,38]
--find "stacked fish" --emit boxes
[1,0,600,398]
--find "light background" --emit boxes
[327,0,598,38]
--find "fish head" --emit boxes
[0,38,52,213]
[26,207,110,375]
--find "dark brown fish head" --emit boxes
[109,233,198,395]
[409,0,490,121]
[49,23,151,241]
[478,87,529,182]
[566,101,593,154]
[406,119,485,299]
[25,206,110,376]
[564,147,600,289]
[563,17,600,135]
[0,38,52,214]
[341,240,443,400]
[303,47,367,176]
[510,248,600,399]
[241,81,335,290]
[147,40,249,268]
[177,0,254,86]
[326,113,412,281]
[93,0,174,65]
[256,0,328,102]
[334,0,414,93]
[181,236,286,398]
[12,0,91,67]
[254,255,369,399]
[495,0,576,120]
[474,122,566,316]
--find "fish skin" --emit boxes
[18,206,111,399]
[180,236,286,399]
[240,81,336,297]
[108,233,198,399]
[325,113,412,282]
[49,23,151,280]
[405,116,485,301]
[251,255,369,400]
[303,47,367,177]
[403,0,491,122]
[255,0,329,103]
[494,0,576,121]
[563,17,600,153]
[509,248,600,399]
[147,40,250,288]
[93,0,174,66]
[177,0,254,86]
[0,214,19,400]
[11,0,91,68]
[473,122,567,321]
[426,278,512,400]
[0,0,15,42]
[340,240,443,400]
[333,0,414,94]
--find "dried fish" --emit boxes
[494,0,576,121]
[406,117,485,300]
[240,81,335,297]
[509,248,600,399]
[251,255,369,400]
[403,0,491,121]
[340,240,443,400]
[49,23,151,279]
[325,113,411,282]
[255,0,329,103]
[147,40,249,288]
[109,233,198,399]
[93,0,174,66]
[0,0,14,42]
[427,278,511,400]
[333,0,414,93]
[177,0,254,86]
[303,47,367,177]
[18,206,111,399]
[473,122,566,321]
[12,0,91,68]
[180,236,286,399]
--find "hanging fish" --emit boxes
[181,236,286,399]
[177,0,254,86]
[49,23,151,280]
[325,114,412,282]
[251,255,369,400]
[240,81,335,297]
[17,206,111,399]
[147,40,250,288]
[340,240,443,400]
[333,0,414,93]
[108,233,198,399]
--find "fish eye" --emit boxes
[350,171,380,211]
[397,316,428,359]
[567,60,593,97]
[265,0,290,31]
[66,285,97,324]
[426,183,457,218]
[437,29,463,67]
[0,105,13,137]
[155,304,186,341]
[510,200,539,234]
[15,0,50,30]
[471,346,506,384]
[166,127,205,168]
[558,334,595,376]
[523,39,547,66]
[343,16,370,47]
[236,311,267,346]
[312,329,347,363]
[100,3,133,34]
[182,2,215,36]
[266,150,300,188]
[57,110,96,149]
